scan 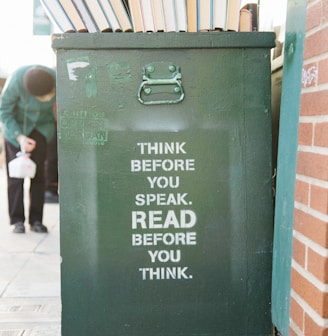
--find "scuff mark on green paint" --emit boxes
[85,66,97,98]
[107,62,131,83]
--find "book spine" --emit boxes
[109,0,133,32]
[72,0,98,32]
[243,3,258,31]
[140,0,155,32]
[128,0,144,32]
[175,0,188,32]
[197,0,212,31]
[97,0,121,32]
[162,0,177,32]
[40,0,75,32]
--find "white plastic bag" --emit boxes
[8,152,36,179]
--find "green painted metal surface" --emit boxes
[53,32,275,336]
[271,1,307,335]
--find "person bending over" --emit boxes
[0,65,56,233]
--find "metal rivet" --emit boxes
[169,65,176,72]
[144,87,152,95]
[173,86,180,93]
[146,65,155,73]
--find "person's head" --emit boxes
[23,66,55,102]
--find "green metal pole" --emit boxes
[271,0,307,334]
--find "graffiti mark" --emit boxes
[302,66,318,87]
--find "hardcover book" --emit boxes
[59,0,87,32]
[213,0,227,31]
[98,0,122,32]
[128,0,144,32]
[72,0,98,32]
[197,0,212,31]
[162,0,177,32]
[109,0,133,32]
[186,0,197,32]
[84,0,112,31]
[226,0,241,31]
[175,0,188,32]
[140,0,155,32]
[41,0,75,32]
[151,0,165,32]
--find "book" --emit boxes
[40,0,75,33]
[109,0,133,32]
[72,0,98,32]
[84,0,112,31]
[186,0,197,32]
[128,0,143,32]
[197,0,212,31]
[139,0,155,32]
[239,8,252,32]
[151,0,165,32]
[98,0,122,32]
[226,0,241,31]
[175,0,188,32]
[241,3,258,31]
[213,0,227,31]
[162,0,177,32]
[58,0,88,32]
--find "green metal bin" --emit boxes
[52,32,275,336]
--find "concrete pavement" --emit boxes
[0,161,61,335]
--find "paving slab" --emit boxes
[0,166,61,333]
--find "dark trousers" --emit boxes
[45,126,58,194]
[5,129,47,225]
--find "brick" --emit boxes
[298,122,313,146]
[294,208,328,248]
[304,313,328,336]
[290,296,305,332]
[296,151,328,181]
[306,1,321,31]
[314,122,328,147]
[295,179,310,206]
[318,58,328,85]
[300,90,328,116]
[308,248,328,283]
[292,237,307,267]
[304,27,328,59]
[291,268,328,317]
[323,0,328,24]
[310,184,328,214]
[289,327,298,336]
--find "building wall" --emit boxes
[0,0,56,78]
[290,0,328,334]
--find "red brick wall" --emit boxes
[291,0,328,334]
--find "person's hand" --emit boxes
[17,135,36,153]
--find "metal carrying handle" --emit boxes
[137,62,185,105]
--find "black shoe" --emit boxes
[30,221,48,233]
[13,222,25,233]
[45,191,59,204]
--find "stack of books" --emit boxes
[41,0,259,34]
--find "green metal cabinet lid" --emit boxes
[52,32,275,50]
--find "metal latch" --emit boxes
[137,62,185,105]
